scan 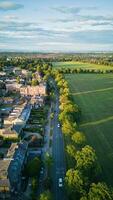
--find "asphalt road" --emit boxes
[52,89,66,200]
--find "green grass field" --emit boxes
[53,61,113,70]
[65,73,113,186]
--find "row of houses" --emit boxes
[1,66,47,98]
[5,81,46,97]
[0,141,28,199]
[4,103,27,126]
[0,67,47,199]
[0,129,18,140]
[3,66,31,77]
[0,103,32,139]
[20,83,46,97]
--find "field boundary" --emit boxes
[80,115,113,127]
[71,86,113,96]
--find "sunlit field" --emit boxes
[53,61,113,70]
[65,73,113,186]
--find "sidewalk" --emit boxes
[43,104,52,156]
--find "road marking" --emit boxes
[56,171,65,175]
[56,167,65,170]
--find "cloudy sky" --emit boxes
[0,0,113,52]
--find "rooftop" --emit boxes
[0,179,10,189]
[0,129,17,136]
[0,160,11,179]
[6,143,18,158]
[8,141,28,183]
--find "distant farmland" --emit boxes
[65,73,113,186]
[53,61,113,70]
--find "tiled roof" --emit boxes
[8,141,28,183]
[0,160,11,179]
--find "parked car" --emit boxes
[58,178,63,187]
[40,167,44,175]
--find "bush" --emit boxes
[25,157,41,177]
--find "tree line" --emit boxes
[56,68,113,74]
[53,70,113,200]
[50,53,113,67]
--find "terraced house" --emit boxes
[20,82,46,97]
[0,141,28,199]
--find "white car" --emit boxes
[58,178,63,187]
[57,123,60,128]
[40,167,44,175]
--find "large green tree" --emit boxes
[39,190,53,200]
[31,79,39,86]
[88,182,113,200]
[62,119,77,136]
[80,182,113,200]
[44,153,53,176]
[66,144,76,158]
[72,131,86,148]
[32,177,38,192]
[26,157,41,177]
[75,145,100,181]
[65,169,86,199]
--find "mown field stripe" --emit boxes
[71,87,113,96]
[80,116,113,127]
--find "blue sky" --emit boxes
[0,0,113,52]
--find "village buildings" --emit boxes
[0,141,28,198]
[20,83,46,97]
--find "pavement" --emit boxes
[43,105,52,155]
[52,87,66,200]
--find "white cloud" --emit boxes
[3,14,19,21]
[0,3,112,52]
[0,1,24,11]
